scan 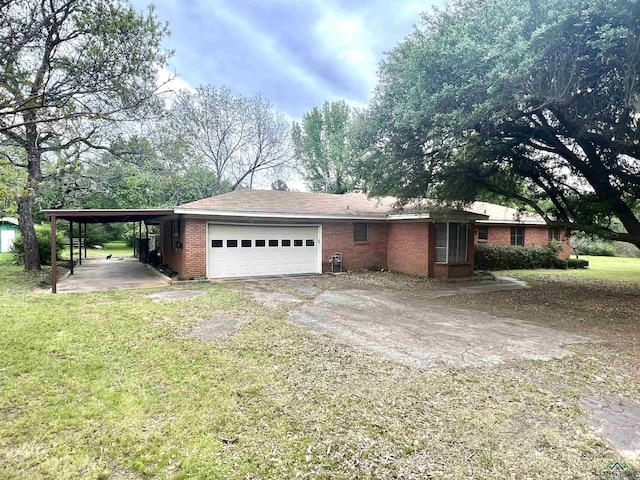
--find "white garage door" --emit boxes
[207,224,320,278]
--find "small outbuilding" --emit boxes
[0,217,19,253]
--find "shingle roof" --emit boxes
[177,190,397,218]
[468,201,547,225]
[175,189,500,221]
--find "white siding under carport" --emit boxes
[206,223,321,278]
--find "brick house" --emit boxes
[468,202,571,258]
[158,190,488,280]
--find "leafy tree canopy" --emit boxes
[0,0,170,269]
[362,0,640,247]
[292,101,361,194]
[167,86,293,193]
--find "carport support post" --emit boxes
[51,215,57,294]
[84,223,87,259]
[138,221,142,261]
[132,222,136,257]
[69,221,74,275]
[78,223,82,266]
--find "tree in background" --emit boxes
[292,101,360,194]
[0,0,170,270]
[168,86,293,193]
[362,0,640,248]
[271,179,289,191]
[0,148,26,217]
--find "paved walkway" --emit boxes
[56,257,170,293]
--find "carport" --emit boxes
[43,209,173,293]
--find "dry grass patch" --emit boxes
[1,253,638,478]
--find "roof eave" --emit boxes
[476,219,548,225]
[174,208,388,221]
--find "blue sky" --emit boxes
[130,0,443,119]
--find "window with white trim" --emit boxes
[548,227,561,242]
[435,222,469,264]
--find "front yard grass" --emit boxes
[60,240,133,261]
[1,254,639,478]
[497,255,640,284]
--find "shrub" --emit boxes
[553,258,568,269]
[575,241,616,257]
[474,244,559,270]
[568,258,589,269]
[11,224,65,266]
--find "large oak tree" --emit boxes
[362,0,640,247]
[0,0,170,270]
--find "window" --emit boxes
[448,223,469,263]
[241,240,252,247]
[212,240,223,248]
[227,240,238,247]
[435,223,447,263]
[269,240,278,247]
[435,222,469,263]
[282,240,291,246]
[354,223,368,242]
[256,240,266,247]
[170,219,182,250]
[548,227,561,242]
[306,239,315,247]
[511,226,525,246]
[478,225,489,241]
[294,239,303,247]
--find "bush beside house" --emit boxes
[475,243,562,270]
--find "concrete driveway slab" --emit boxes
[246,277,593,368]
[56,257,169,293]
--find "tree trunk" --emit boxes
[18,141,43,271]
[17,186,40,271]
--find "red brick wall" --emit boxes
[387,222,430,277]
[182,218,207,277]
[475,224,570,259]
[322,222,388,272]
[160,217,207,277]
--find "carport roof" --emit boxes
[42,208,174,224]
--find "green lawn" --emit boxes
[1,253,639,478]
[498,255,640,284]
[61,241,133,261]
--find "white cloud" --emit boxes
[314,11,378,94]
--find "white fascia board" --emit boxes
[388,213,488,222]
[174,208,387,221]
[386,213,431,220]
[476,219,547,225]
[176,208,489,223]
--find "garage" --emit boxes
[207,224,321,278]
